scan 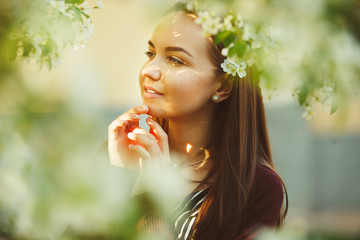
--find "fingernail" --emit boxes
[131,114,141,119]
[129,144,135,150]
[142,105,149,111]
[127,132,136,141]
[146,117,154,124]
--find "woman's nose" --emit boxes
[141,62,162,81]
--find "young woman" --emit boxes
[108,4,288,240]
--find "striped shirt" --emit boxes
[170,188,209,240]
[136,165,284,239]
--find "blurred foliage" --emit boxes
[324,0,360,41]
[1,0,101,71]
[257,228,360,240]
[0,0,360,239]
[176,0,360,119]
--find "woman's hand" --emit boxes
[128,117,183,199]
[127,117,170,168]
[108,105,170,170]
[108,105,150,170]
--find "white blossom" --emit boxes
[47,0,74,18]
[237,62,247,78]
[11,0,102,69]
[221,43,234,57]
[221,47,229,56]
[203,17,222,35]
[223,15,233,31]
[50,53,62,67]
[243,24,256,41]
[96,1,104,9]
[302,105,316,120]
[194,11,211,26]
[79,1,92,15]
[236,14,245,28]
[221,59,238,76]
[195,11,223,36]
[221,59,247,78]
[323,81,335,92]
[74,18,94,46]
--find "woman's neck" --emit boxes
[168,118,212,156]
[165,114,216,195]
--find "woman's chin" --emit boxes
[145,105,167,119]
[147,108,164,118]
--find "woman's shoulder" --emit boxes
[247,163,284,216]
[253,164,284,197]
[247,163,284,218]
[236,163,285,238]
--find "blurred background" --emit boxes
[0,0,359,239]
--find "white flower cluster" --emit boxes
[220,59,247,78]
[194,11,223,36]
[194,11,244,38]
[9,0,103,69]
[176,0,360,120]
[302,105,317,120]
[180,1,259,79]
[194,10,250,79]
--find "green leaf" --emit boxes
[215,31,236,47]
[330,101,338,114]
[81,11,90,19]
[298,85,309,106]
[23,41,33,57]
[234,41,247,59]
[227,41,247,59]
[65,0,85,4]
[71,6,82,20]
[8,39,18,61]
[228,46,236,58]
[42,39,56,55]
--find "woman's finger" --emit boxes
[115,113,139,131]
[128,128,161,156]
[117,112,141,122]
[114,105,149,132]
[108,119,127,139]
[129,144,151,162]
[146,117,169,154]
[129,105,149,115]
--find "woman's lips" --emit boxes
[144,85,163,99]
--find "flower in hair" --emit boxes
[179,0,360,120]
[220,59,247,78]
[221,59,238,76]
[223,15,234,31]
[237,62,247,78]
[191,8,254,79]
[195,11,222,36]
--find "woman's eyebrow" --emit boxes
[165,46,193,58]
[148,40,155,48]
[148,40,193,58]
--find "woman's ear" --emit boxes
[214,76,234,102]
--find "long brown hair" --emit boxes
[190,35,288,239]
[158,5,288,239]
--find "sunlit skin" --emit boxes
[140,12,228,157]
[108,11,231,194]
[140,12,220,120]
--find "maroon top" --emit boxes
[136,164,285,240]
[237,164,284,239]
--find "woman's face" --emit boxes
[139,11,220,119]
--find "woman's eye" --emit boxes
[168,56,184,65]
[145,51,155,58]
